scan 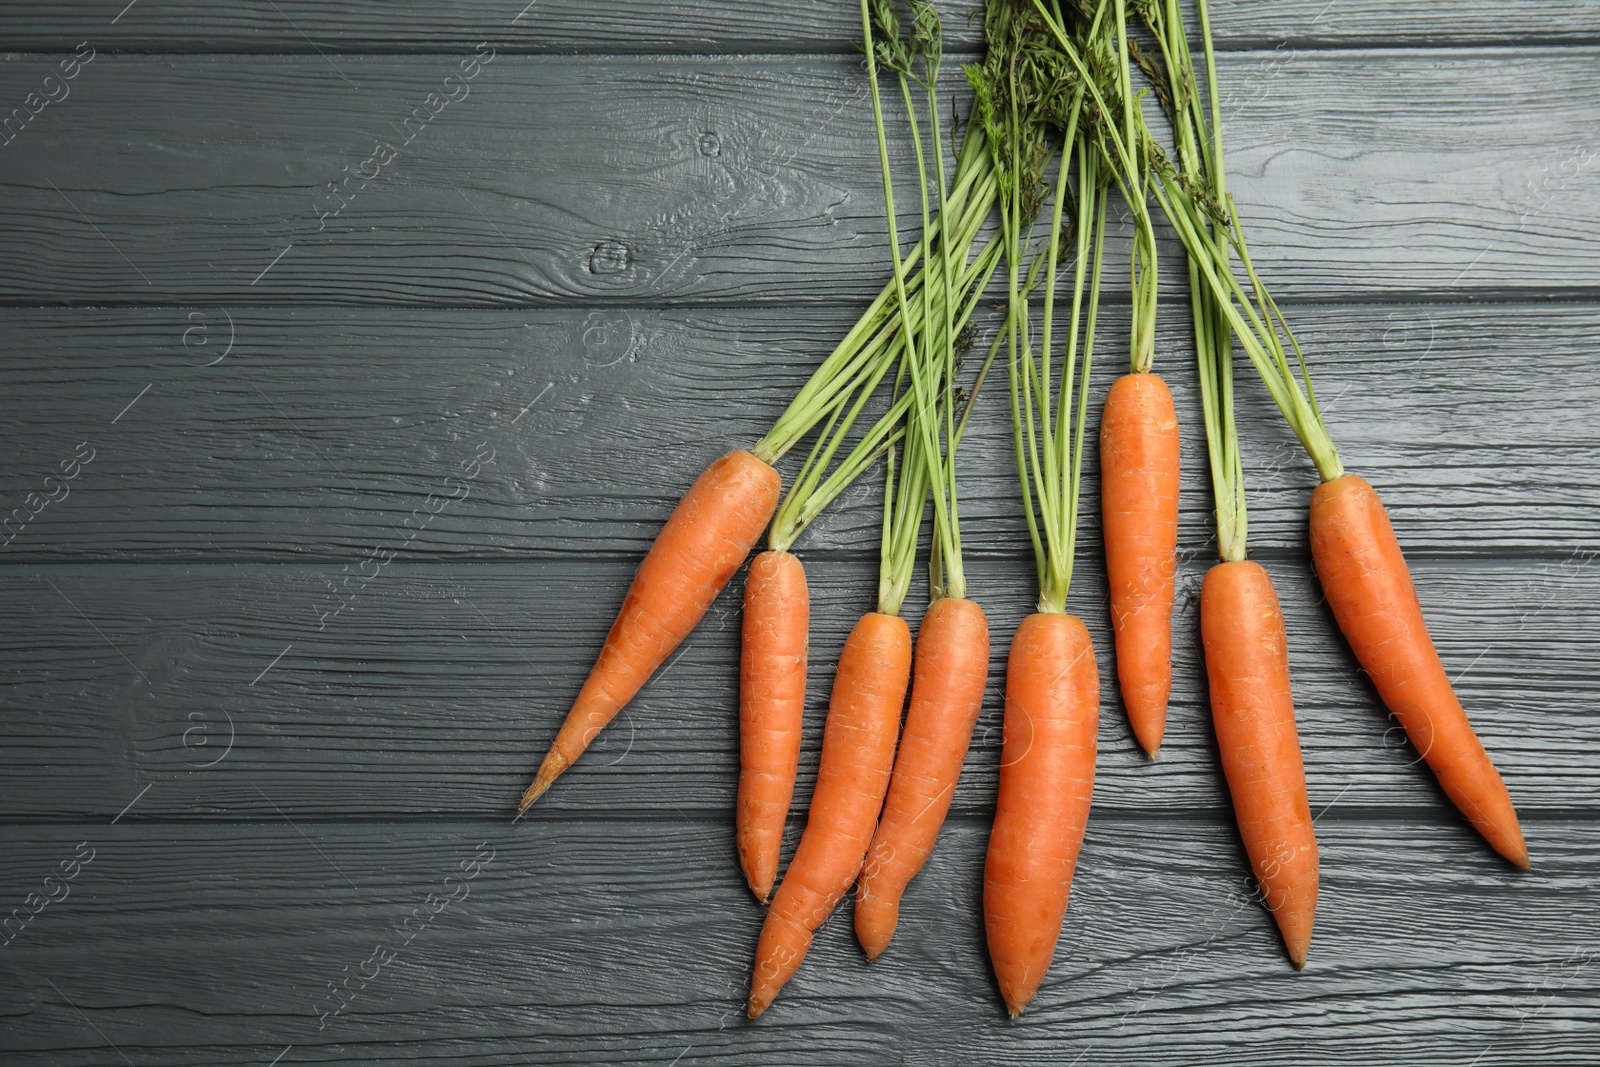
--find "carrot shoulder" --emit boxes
[520,450,780,810]
[748,611,911,1019]
[1100,371,1180,757]
[738,550,810,903]
[984,612,1098,1018]
[1200,560,1319,967]
[855,596,989,960]
[1310,474,1528,870]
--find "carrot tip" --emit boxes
[746,996,768,1021]
[1129,720,1164,760]
[519,750,571,812]
[1005,1003,1024,1020]
[516,778,547,813]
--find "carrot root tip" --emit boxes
[517,777,549,812]
[520,750,571,811]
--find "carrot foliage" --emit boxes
[973,0,1110,615]
[758,3,1006,567]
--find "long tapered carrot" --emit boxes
[519,450,780,810]
[1100,371,1179,756]
[1310,474,1528,869]
[748,611,911,1019]
[984,612,1098,1018]
[738,550,810,902]
[1200,560,1319,967]
[855,596,989,960]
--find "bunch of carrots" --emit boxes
[516,0,1529,1020]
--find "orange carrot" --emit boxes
[520,450,780,810]
[855,596,989,960]
[984,612,1098,1018]
[1100,371,1179,757]
[747,611,911,1019]
[1200,560,1319,967]
[737,550,810,903]
[1310,474,1528,869]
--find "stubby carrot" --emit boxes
[747,611,911,1019]
[856,596,989,960]
[737,550,810,902]
[984,612,1098,1017]
[1311,475,1528,869]
[1200,560,1319,967]
[1100,371,1179,756]
[520,450,779,810]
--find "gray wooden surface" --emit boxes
[1,2,1597,1064]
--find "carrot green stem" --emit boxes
[976,0,1108,615]
[1135,0,1343,484]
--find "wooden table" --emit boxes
[2,2,1597,1063]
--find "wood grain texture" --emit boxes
[1,0,1596,1061]
[3,0,1597,52]
[0,817,1592,1064]
[1,554,1592,819]
[1,52,1597,307]
[0,301,1595,563]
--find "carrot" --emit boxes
[846,0,1011,964]
[1310,475,1528,869]
[968,21,1113,1013]
[1100,371,1179,756]
[737,550,810,903]
[855,596,989,960]
[1200,560,1319,966]
[984,612,1099,1017]
[519,450,779,810]
[747,610,911,1019]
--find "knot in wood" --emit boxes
[589,239,632,275]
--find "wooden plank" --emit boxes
[0,816,1592,1063]
[1,52,1596,306]
[3,1,1596,53]
[0,302,1595,563]
[1,554,1593,819]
